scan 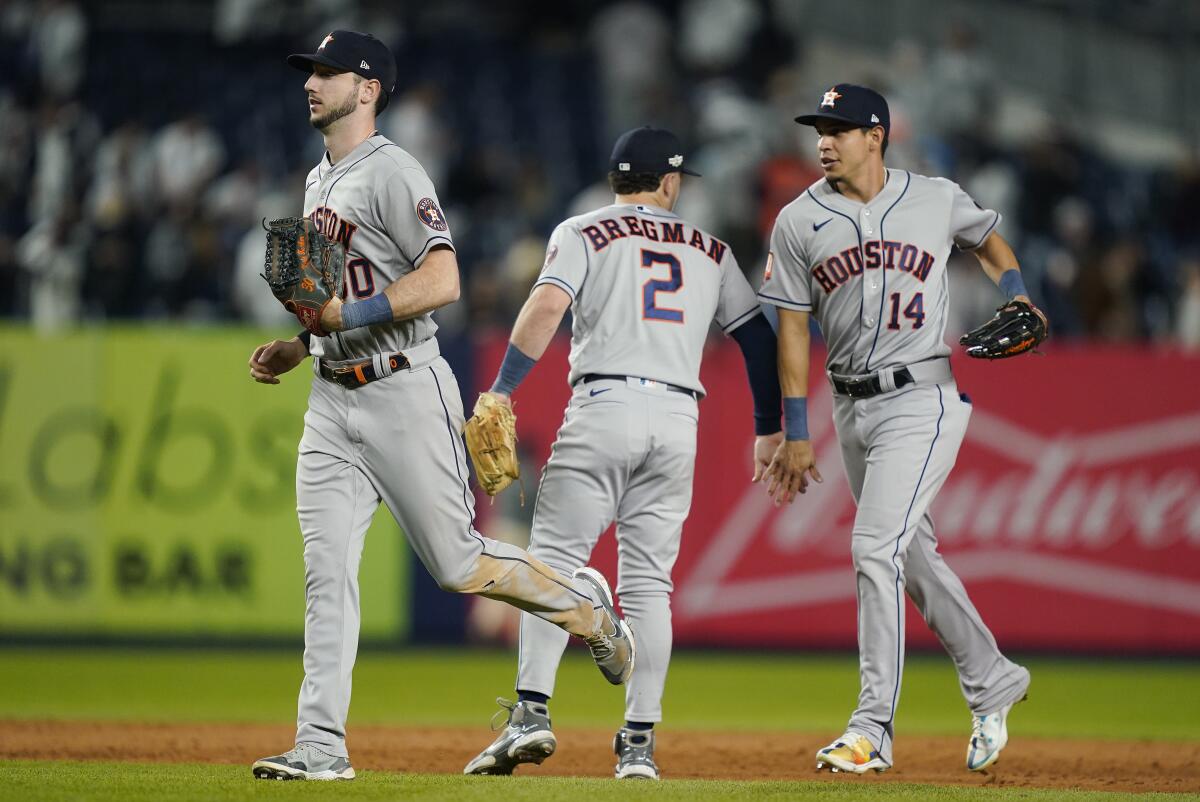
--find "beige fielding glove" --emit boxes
[463,393,523,503]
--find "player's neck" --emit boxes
[614,191,672,212]
[322,114,377,165]
[833,161,887,204]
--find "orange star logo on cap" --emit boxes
[821,88,842,108]
[318,33,334,50]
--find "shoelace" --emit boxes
[970,714,988,746]
[583,631,615,660]
[490,697,517,732]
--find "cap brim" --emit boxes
[795,111,869,127]
[287,52,355,73]
[680,167,702,177]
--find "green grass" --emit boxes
[0,648,1197,741]
[1,761,1189,802]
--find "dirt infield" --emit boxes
[4,720,1197,794]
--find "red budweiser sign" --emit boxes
[476,338,1200,653]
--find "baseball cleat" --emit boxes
[573,566,635,685]
[614,727,659,780]
[967,693,1027,771]
[463,698,557,775]
[815,732,889,774]
[252,743,355,781]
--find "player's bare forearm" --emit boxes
[763,309,822,504]
[973,231,1022,289]
[973,231,1047,327]
[509,284,571,360]
[777,309,811,398]
[382,245,461,320]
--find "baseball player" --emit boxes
[246,31,634,782]
[462,127,784,780]
[759,84,1042,774]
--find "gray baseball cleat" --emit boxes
[614,727,659,780]
[252,743,355,781]
[463,697,557,775]
[573,566,635,685]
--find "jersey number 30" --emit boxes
[641,249,684,323]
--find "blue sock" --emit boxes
[625,721,653,731]
[518,690,549,705]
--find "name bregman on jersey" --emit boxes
[813,240,934,295]
[581,215,727,265]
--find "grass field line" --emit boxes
[1,648,1196,742]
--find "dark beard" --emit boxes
[311,92,357,131]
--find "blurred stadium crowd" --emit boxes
[1,0,1198,347]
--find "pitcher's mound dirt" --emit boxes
[4,720,1197,794]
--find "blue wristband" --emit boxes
[340,294,392,330]
[998,269,1028,301]
[783,396,809,441]
[491,343,537,396]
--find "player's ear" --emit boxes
[870,126,884,154]
[360,78,380,107]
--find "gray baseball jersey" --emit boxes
[758,169,1029,765]
[758,169,999,373]
[288,134,618,760]
[536,202,760,394]
[303,132,451,360]
[513,202,761,724]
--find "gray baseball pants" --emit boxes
[834,379,1030,765]
[514,377,699,723]
[292,340,601,757]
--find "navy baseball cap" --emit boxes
[288,30,397,112]
[795,84,890,134]
[609,126,701,177]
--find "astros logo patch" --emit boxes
[416,197,448,231]
[821,88,842,108]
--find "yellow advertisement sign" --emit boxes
[0,327,408,639]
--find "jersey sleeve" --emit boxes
[714,252,761,333]
[532,223,588,300]
[375,166,455,266]
[756,214,812,311]
[949,181,1001,250]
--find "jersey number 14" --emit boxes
[887,291,925,330]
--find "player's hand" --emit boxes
[752,432,784,483]
[319,295,345,333]
[765,439,823,506]
[480,391,512,409]
[1014,294,1049,329]
[248,337,308,384]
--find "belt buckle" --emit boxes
[841,376,871,398]
[332,361,367,388]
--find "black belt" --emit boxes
[318,353,410,388]
[576,373,698,399]
[829,367,914,399]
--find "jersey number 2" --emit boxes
[641,249,684,323]
[887,291,925,329]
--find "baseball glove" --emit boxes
[959,299,1048,359]
[261,217,345,336]
[463,393,523,503]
